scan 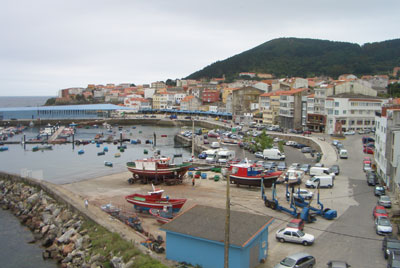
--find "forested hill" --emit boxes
[186,37,400,80]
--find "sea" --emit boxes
[0,96,191,267]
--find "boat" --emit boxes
[103,146,109,152]
[32,145,53,152]
[125,187,186,213]
[97,151,105,156]
[126,156,192,185]
[149,205,176,224]
[229,160,283,187]
[104,161,113,167]
[114,153,121,158]
[161,134,167,138]
[100,203,120,216]
[0,146,9,152]
[78,149,85,155]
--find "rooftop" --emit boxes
[161,205,273,248]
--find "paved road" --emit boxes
[264,134,386,268]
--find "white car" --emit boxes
[344,130,355,135]
[285,141,298,146]
[295,189,314,200]
[254,151,264,159]
[276,227,314,246]
[289,163,301,170]
[375,216,392,235]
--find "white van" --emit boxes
[211,142,220,149]
[217,150,235,164]
[305,175,334,188]
[339,149,348,159]
[205,149,218,163]
[263,148,286,160]
[309,167,335,178]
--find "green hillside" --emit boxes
[186,37,400,80]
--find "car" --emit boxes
[277,162,287,171]
[273,137,283,142]
[383,236,400,259]
[327,261,351,268]
[289,163,301,170]
[254,151,264,159]
[295,143,308,149]
[367,175,377,186]
[363,146,374,154]
[264,161,277,170]
[273,252,316,268]
[332,140,339,146]
[300,164,311,174]
[198,152,207,159]
[329,165,340,175]
[303,130,312,135]
[388,251,400,268]
[203,140,209,144]
[286,141,298,146]
[373,205,388,219]
[314,163,324,167]
[207,132,219,138]
[276,228,314,246]
[375,185,386,196]
[378,195,392,208]
[366,170,377,179]
[150,115,157,118]
[344,130,355,135]
[336,142,344,151]
[301,147,312,153]
[375,216,393,235]
[287,219,305,231]
[295,189,314,200]
[357,129,366,134]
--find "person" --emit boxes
[84,199,88,209]
[192,178,195,187]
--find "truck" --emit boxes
[217,150,236,164]
[263,148,285,160]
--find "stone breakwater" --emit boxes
[0,179,135,268]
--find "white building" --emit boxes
[253,82,270,92]
[325,94,385,134]
[124,97,151,112]
[144,88,156,99]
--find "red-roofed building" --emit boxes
[201,89,220,104]
[180,95,201,111]
[124,97,151,112]
[259,90,287,125]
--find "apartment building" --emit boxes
[231,87,264,116]
[180,96,201,111]
[259,91,286,126]
[279,88,308,130]
[325,94,385,134]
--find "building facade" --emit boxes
[231,87,264,116]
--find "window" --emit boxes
[351,110,355,114]
[335,102,339,107]
[334,110,339,115]
[343,110,347,114]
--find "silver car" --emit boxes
[276,228,315,246]
[274,252,316,268]
[375,216,392,235]
[378,195,392,208]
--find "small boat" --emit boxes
[104,161,113,167]
[117,145,127,149]
[114,153,121,158]
[69,122,78,127]
[78,149,85,155]
[0,146,9,152]
[120,148,125,152]
[132,126,136,129]
[103,146,109,152]
[32,145,53,152]
[96,143,100,148]
[149,205,176,224]
[161,135,167,138]
[143,149,148,154]
[125,187,186,213]
[97,151,105,156]
[173,153,182,158]
[100,203,120,216]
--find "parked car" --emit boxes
[344,130,355,135]
[274,253,316,268]
[332,140,339,146]
[388,251,400,268]
[264,161,277,170]
[300,164,311,174]
[383,236,400,259]
[301,147,312,153]
[327,261,351,268]
[367,175,377,186]
[378,195,392,208]
[329,165,340,175]
[295,143,308,149]
[198,152,207,159]
[289,163,301,170]
[287,219,305,231]
[314,163,324,167]
[375,216,393,235]
[373,205,388,219]
[363,146,374,154]
[277,162,287,171]
[295,189,314,200]
[254,151,264,159]
[276,228,314,246]
[375,185,386,196]
[303,130,312,135]
[286,140,298,146]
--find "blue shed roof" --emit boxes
[0,104,133,112]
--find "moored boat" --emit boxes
[229,161,282,187]
[149,205,176,224]
[126,156,192,185]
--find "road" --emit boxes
[263,134,387,268]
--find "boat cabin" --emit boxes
[134,157,172,170]
[231,163,264,177]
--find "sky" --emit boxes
[0,0,399,96]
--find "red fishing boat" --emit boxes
[126,156,192,185]
[125,186,186,213]
[229,161,282,187]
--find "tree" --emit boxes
[165,79,176,86]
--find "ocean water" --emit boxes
[0,96,52,108]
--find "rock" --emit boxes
[89,253,106,264]
[125,258,135,268]
[57,228,77,244]
[27,193,40,205]
[74,237,83,250]
[41,225,50,235]
[42,250,51,259]
[42,212,53,225]
[62,253,73,263]
[64,219,75,228]
[110,256,123,268]
[73,220,82,229]
[63,242,75,256]
[53,208,61,217]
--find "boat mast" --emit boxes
[224,167,230,268]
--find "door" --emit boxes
[249,243,259,268]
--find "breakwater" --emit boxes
[0,172,165,268]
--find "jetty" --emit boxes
[48,126,65,143]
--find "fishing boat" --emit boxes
[125,188,186,213]
[100,203,121,216]
[149,205,176,224]
[229,160,283,187]
[114,153,121,158]
[161,134,167,138]
[0,146,8,152]
[32,145,53,152]
[104,161,113,167]
[126,156,192,185]
[78,149,85,155]
[97,151,105,156]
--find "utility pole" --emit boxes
[191,119,195,159]
[224,167,230,268]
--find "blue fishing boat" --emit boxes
[104,161,113,167]
[0,146,9,152]
[78,149,85,155]
[98,151,105,156]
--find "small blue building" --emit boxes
[161,205,274,268]
[0,104,132,120]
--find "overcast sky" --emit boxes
[0,0,399,96]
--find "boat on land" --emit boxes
[32,145,53,152]
[126,156,191,185]
[229,160,283,187]
[149,205,176,224]
[125,186,186,213]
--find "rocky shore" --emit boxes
[0,179,139,268]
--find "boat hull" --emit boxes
[125,194,186,213]
[230,173,281,187]
[127,164,191,184]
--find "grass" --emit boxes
[81,220,168,268]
